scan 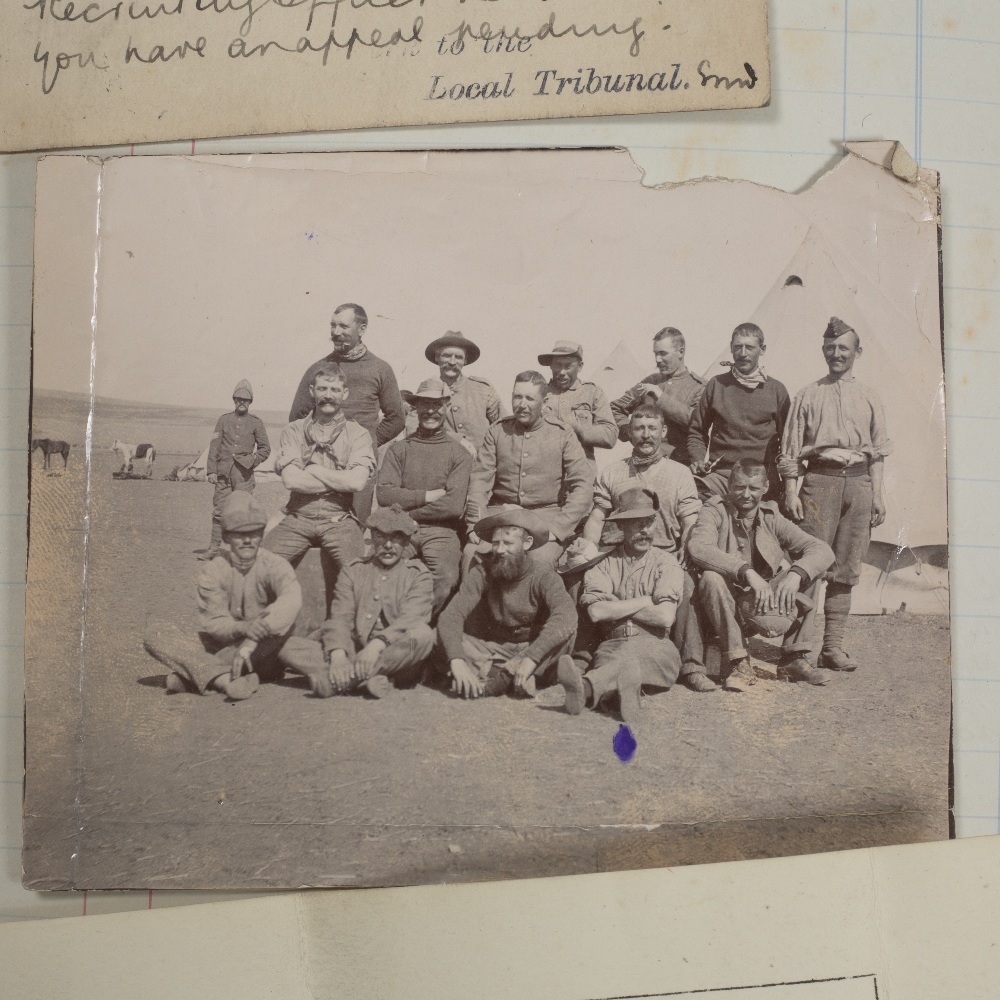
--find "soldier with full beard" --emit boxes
[436,509,577,700]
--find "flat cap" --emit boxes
[220,491,268,532]
[367,504,419,537]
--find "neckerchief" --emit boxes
[333,342,368,362]
[303,412,347,466]
[631,451,662,471]
[721,361,768,389]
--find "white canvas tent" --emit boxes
[175,445,279,482]
[702,224,947,613]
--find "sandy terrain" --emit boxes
[22,397,952,890]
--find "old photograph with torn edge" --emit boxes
[1,0,769,152]
[24,144,949,890]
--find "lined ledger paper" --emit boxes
[1,0,998,919]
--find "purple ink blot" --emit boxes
[613,724,637,762]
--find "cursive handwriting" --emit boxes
[441,12,645,59]
[33,39,108,93]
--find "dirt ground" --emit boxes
[22,438,952,891]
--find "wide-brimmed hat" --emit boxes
[367,504,419,538]
[605,487,660,522]
[232,378,253,401]
[220,492,268,532]
[424,331,481,366]
[538,340,583,366]
[555,536,615,576]
[474,508,549,551]
[401,378,452,404]
[737,588,814,639]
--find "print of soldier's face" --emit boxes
[371,530,408,569]
[437,347,467,381]
[653,337,685,376]
[329,308,366,353]
[310,375,349,416]
[413,397,448,433]
[511,380,545,427]
[822,330,862,376]
[730,332,766,375]
[548,356,582,390]
[629,413,666,457]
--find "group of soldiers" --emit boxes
[144,302,890,729]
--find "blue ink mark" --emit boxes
[305,230,316,240]
[613,724,637,762]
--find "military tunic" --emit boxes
[444,373,504,454]
[611,366,706,465]
[543,379,617,464]
[467,415,594,542]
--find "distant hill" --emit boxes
[31,389,288,456]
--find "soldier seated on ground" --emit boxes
[278,506,436,700]
[437,508,577,700]
[143,492,304,701]
[685,459,835,692]
[558,488,684,729]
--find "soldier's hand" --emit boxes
[328,650,353,692]
[690,460,714,476]
[771,572,801,618]
[353,640,384,681]
[243,617,270,641]
[636,382,661,400]
[784,492,804,522]
[745,570,776,615]
[506,656,537,696]
[450,659,484,699]
[207,473,218,485]
[871,494,886,528]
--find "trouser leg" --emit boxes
[696,571,747,661]
[673,569,707,677]
[413,526,461,617]
[317,518,366,611]
[210,479,233,550]
[586,639,627,707]
[246,632,290,683]
[262,515,316,568]
[458,635,524,680]
[822,581,853,652]
[277,636,329,684]
[376,623,436,686]
[143,622,232,694]
[352,479,375,523]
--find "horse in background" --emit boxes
[111,439,156,479]
[31,438,70,470]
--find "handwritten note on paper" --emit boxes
[0,0,769,152]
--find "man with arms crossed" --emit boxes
[377,378,473,617]
[582,404,713,692]
[778,316,891,673]
[289,303,405,520]
[559,489,685,729]
[265,363,375,606]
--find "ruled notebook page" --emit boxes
[0,0,996,920]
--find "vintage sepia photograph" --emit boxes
[23,144,950,890]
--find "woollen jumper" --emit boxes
[376,431,473,528]
[437,561,578,666]
[687,372,790,471]
[289,349,405,446]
